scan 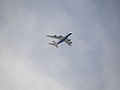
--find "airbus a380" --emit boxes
[46,32,72,48]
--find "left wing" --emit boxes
[65,38,72,46]
[46,35,64,40]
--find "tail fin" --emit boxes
[49,41,58,48]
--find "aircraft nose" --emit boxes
[69,32,72,34]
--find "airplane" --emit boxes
[46,32,72,48]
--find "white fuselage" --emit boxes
[57,32,72,45]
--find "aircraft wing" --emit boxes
[65,38,72,46]
[46,35,64,40]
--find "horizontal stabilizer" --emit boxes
[48,41,58,48]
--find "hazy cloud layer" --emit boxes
[0,0,120,90]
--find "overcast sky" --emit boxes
[0,0,120,90]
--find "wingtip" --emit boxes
[46,35,50,37]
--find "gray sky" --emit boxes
[0,0,120,90]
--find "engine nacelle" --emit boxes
[68,39,71,41]
[69,41,72,44]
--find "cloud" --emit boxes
[0,49,71,90]
[0,0,120,90]
[0,1,74,90]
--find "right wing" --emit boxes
[46,35,64,40]
[65,38,72,46]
